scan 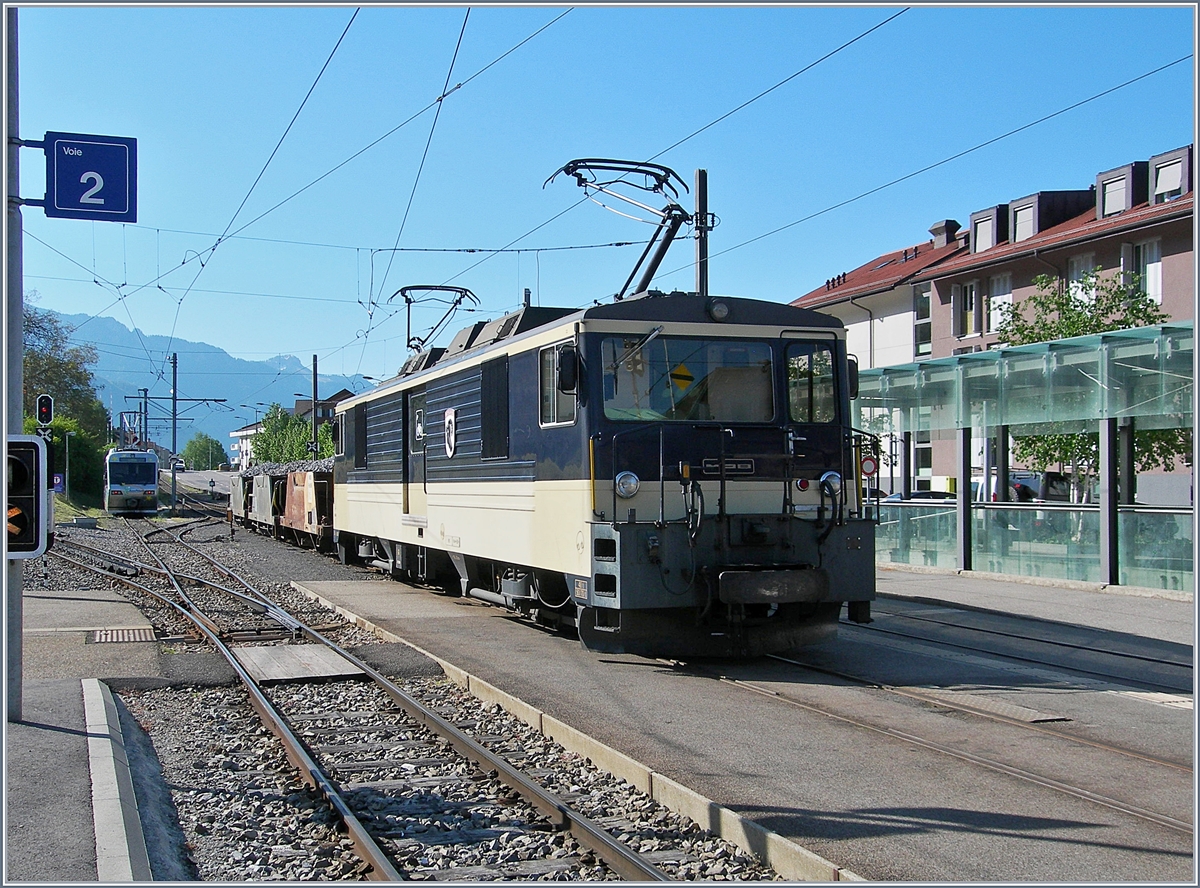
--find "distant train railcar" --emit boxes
[104,449,159,515]
[233,460,333,547]
[279,465,333,550]
[331,291,878,658]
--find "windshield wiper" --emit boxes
[608,326,664,372]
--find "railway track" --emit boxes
[47,519,780,881]
[856,600,1193,693]
[667,605,1193,840]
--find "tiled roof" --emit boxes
[792,238,964,309]
[912,194,1193,281]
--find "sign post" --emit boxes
[42,131,137,223]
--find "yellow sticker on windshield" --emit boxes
[670,363,694,390]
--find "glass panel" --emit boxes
[539,348,556,424]
[552,345,577,423]
[1013,206,1034,242]
[109,461,156,484]
[875,503,958,568]
[601,336,774,423]
[787,342,837,423]
[972,504,1102,583]
[915,323,932,356]
[1103,178,1126,215]
[1120,510,1192,592]
[973,218,994,252]
[1154,160,1182,199]
[914,283,931,320]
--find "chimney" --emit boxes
[928,219,961,249]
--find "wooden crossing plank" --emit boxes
[231,644,365,682]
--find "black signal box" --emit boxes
[7,435,48,559]
[36,394,53,426]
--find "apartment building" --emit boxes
[793,145,1194,502]
[794,144,1193,366]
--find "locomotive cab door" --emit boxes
[405,389,428,526]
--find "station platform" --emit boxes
[5,566,1192,881]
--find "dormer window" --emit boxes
[1150,146,1191,203]
[973,218,994,251]
[1012,204,1034,242]
[1094,161,1147,219]
[968,206,1007,253]
[1101,177,1126,216]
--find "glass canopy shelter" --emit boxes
[853,322,1193,590]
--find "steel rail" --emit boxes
[46,547,405,881]
[62,529,674,881]
[865,605,1193,671]
[678,658,1192,835]
[768,653,1192,775]
[156,525,673,881]
[843,618,1192,694]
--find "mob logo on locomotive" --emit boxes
[444,408,457,459]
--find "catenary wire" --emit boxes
[653,53,1196,283]
[157,8,361,374]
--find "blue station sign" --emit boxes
[43,131,137,222]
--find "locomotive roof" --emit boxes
[580,290,843,327]
[346,290,844,405]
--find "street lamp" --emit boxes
[65,431,76,502]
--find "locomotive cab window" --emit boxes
[786,342,837,423]
[539,342,577,426]
[601,336,773,423]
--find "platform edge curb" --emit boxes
[82,678,153,882]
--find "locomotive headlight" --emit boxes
[707,299,731,321]
[614,471,641,498]
[819,471,842,496]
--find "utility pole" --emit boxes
[695,168,709,300]
[6,6,24,721]
[310,354,318,454]
[135,353,225,513]
[140,387,148,443]
[171,353,177,510]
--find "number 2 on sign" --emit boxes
[79,171,104,205]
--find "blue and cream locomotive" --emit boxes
[331,159,877,657]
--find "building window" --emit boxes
[956,281,979,336]
[1067,253,1095,298]
[1101,178,1126,216]
[1153,160,1183,203]
[913,283,931,358]
[539,343,577,426]
[972,217,994,252]
[987,273,1012,333]
[1012,205,1034,242]
[1135,238,1163,303]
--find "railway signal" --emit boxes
[35,393,53,425]
[7,435,48,559]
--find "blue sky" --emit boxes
[16,4,1196,423]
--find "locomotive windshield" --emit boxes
[108,461,157,485]
[786,341,838,423]
[601,336,774,422]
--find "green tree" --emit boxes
[997,270,1190,502]
[182,432,230,470]
[249,404,335,464]
[21,415,105,502]
[23,300,109,441]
